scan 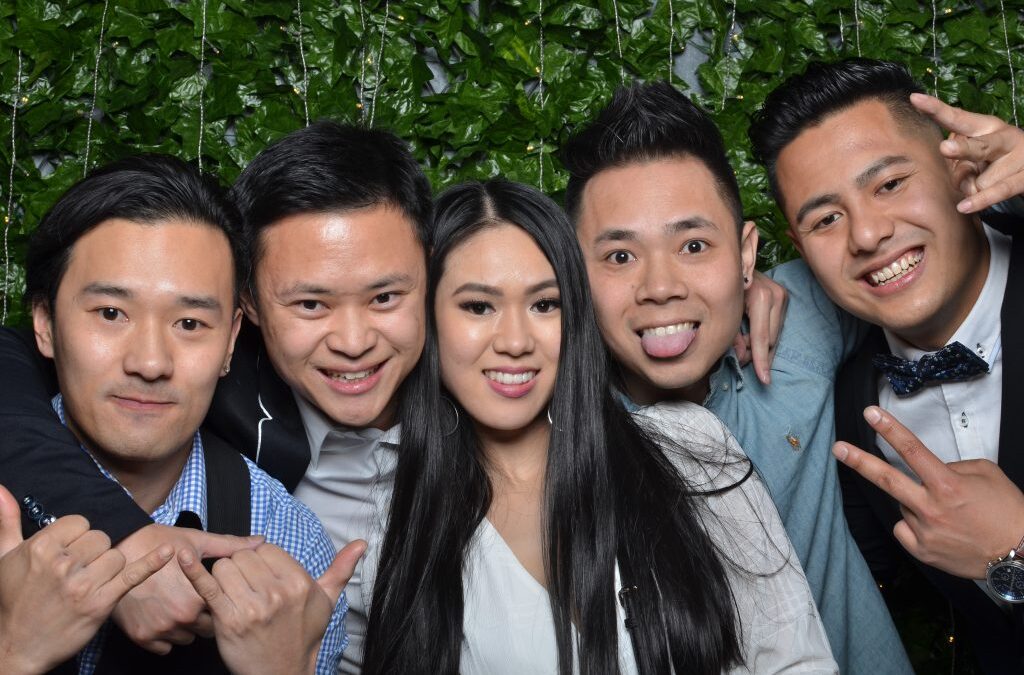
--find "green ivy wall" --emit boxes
[2,0,1022,326]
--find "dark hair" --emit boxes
[229,121,432,296]
[25,153,243,311]
[749,58,938,209]
[364,179,744,675]
[561,81,743,231]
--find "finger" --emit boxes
[186,530,264,559]
[36,514,92,549]
[732,332,751,367]
[0,484,25,554]
[939,134,1006,164]
[189,611,216,639]
[230,546,279,591]
[96,544,174,608]
[892,518,922,558]
[65,528,114,567]
[317,539,367,604]
[179,548,236,618]
[210,554,259,602]
[960,174,1024,214]
[747,293,772,385]
[910,93,1004,137]
[832,441,927,509]
[862,406,954,487]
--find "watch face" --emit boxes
[987,560,1024,603]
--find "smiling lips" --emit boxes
[866,249,923,287]
[320,362,385,394]
[484,368,538,398]
[639,321,698,358]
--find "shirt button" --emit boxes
[720,383,729,391]
[960,412,969,428]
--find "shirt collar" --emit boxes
[615,350,745,412]
[884,222,1010,365]
[293,391,401,470]
[51,393,208,528]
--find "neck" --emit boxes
[475,415,550,488]
[624,370,711,407]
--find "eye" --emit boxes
[176,318,204,332]
[813,212,842,231]
[98,307,124,322]
[879,177,904,193]
[682,240,708,254]
[459,301,492,316]
[372,292,396,306]
[605,250,636,265]
[298,300,323,311]
[532,297,561,314]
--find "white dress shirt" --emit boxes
[292,394,399,675]
[460,402,837,674]
[878,224,1011,475]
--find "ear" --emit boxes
[945,134,981,199]
[739,220,759,285]
[31,301,56,359]
[222,308,243,377]
[240,291,260,327]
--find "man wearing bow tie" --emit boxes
[750,57,1024,673]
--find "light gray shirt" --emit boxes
[292,394,398,675]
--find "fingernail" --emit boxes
[957,199,972,213]
[864,406,882,425]
[832,443,849,461]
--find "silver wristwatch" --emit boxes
[986,534,1024,603]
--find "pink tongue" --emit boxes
[641,328,696,358]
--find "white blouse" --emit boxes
[460,401,838,674]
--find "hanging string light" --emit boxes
[929,0,939,96]
[721,0,738,110]
[853,0,862,56]
[83,0,111,176]
[357,0,368,121]
[838,9,846,49]
[369,0,391,127]
[537,0,546,190]
[667,0,675,81]
[197,0,208,170]
[296,0,310,126]
[611,0,625,81]
[998,0,1019,126]
[3,50,23,325]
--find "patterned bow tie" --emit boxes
[872,341,989,397]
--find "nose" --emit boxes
[847,205,895,255]
[636,253,688,304]
[324,307,378,360]
[123,319,174,381]
[492,307,535,357]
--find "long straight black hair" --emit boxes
[363,179,744,675]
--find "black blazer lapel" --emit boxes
[997,226,1024,490]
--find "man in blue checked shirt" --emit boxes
[1,154,360,675]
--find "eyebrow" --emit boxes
[452,278,558,297]
[593,217,717,246]
[794,155,912,226]
[82,283,222,311]
[367,273,413,291]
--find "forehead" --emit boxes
[256,206,425,286]
[441,225,554,287]
[577,158,735,239]
[775,100,936,208]
[61,217,234,300]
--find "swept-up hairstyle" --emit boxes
[749,58,938,209]
[229,121,433,296]
[364,179,744,675]
[26,153,243,312]
[561,81,743,233]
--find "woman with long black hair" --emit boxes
[362,179,835,675]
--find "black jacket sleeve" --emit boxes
[0,327,150,543]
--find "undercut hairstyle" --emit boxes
[229,121,432,296]
[749,58,941,209]
[561,81,743,232]
[364,179,749,675]
[25,153,243,312]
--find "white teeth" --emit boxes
[328,367,376,381]
[485,370,537,385]
[869,251,922,286]
[641,322,696,337]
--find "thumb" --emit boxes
[317,539,367,604]
[0,484,25,555]
[187,530,264,559]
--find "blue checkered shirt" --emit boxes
[51,395,348,675]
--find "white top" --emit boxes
[461,401,838,674]
[878,224,1011,474]
[292,394,398,675]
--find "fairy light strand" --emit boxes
[667,0,675,81]
[838,9,845,49]
[197,0,208,170]
[853,0,862,56]
[369,0,390,127]
[611,0,624,80]
[721,0,737,110]
[3,50,23,325]
[296,0,310,126]
[930,0,939,96]
[357,0,368,122]
[83,0,111,176]
[537,0,545,190]
[998,0,1019,126]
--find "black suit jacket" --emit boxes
[0,318,310,542]
[835,213,1024,674]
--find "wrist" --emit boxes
[0,640,46,675]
